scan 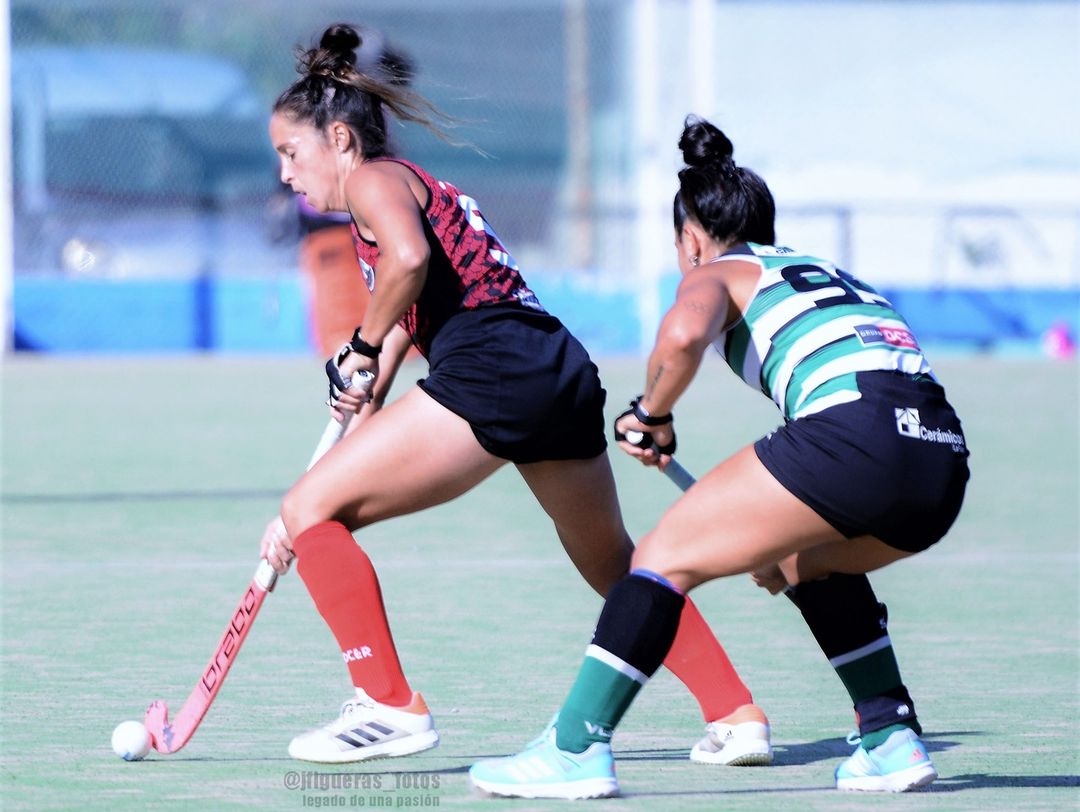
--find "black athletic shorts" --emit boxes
[417,304,607,464]
[754,371,970,552]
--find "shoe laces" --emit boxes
[525,713,559,750]
[339,689,377,719]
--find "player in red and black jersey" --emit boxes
[262,23,770,766]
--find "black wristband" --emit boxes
[631,397,672,427]
[349,327,382,359]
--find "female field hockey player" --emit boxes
[262,25,772,765]
[469,116,970,798]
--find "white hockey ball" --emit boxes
[111,720,151,761]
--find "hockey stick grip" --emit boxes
[306,370,376,470]
[661,457,697,492]
[623,429,697,492]
[264,370,377,588]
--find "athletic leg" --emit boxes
[517,455,768,764]
[283,387,506,535]
[630,445,849,589]
[469,570,685,799]
[515,455,632,596]
[770,549,935,791]
[629,445,935,791]
[284,388,504,763]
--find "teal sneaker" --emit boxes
[835,727,937,792]
[469,727,618,799]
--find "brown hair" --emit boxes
[273,23,451,158]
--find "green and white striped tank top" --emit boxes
[714,243,935,420]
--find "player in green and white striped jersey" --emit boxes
[470,116,969,799]
[715,242,935,420]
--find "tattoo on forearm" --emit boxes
[645,365,664,399]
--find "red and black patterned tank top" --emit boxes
[350,158,545,357]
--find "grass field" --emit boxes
[2,353,1077,811]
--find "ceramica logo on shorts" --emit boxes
[895,407,922,438]
[895,407,966,452]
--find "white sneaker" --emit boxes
[689,704,773,766]
[288,689,439,763]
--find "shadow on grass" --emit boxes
[617,730,979,767]
[136,756,1080,796]
[620,773,1080,799]
[771,729,976,766]
[927,774,1080,791]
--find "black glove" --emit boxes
[612,397,677,455]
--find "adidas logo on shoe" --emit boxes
[690,704,773,767]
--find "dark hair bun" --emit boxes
[679,115,735,170]
[298,23,361,77]
[320,24,361,64]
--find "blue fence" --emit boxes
[12,274,1080,355]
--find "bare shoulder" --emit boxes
[346,160,427,210]
[703,257,761,313]
[347,160,409,196]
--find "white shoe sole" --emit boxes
[289,729,440,764]
[470,775,618,800]
[690,737,773,766]
[837,762,938,792]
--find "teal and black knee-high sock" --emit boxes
[555,570,685,754]
[787,574,921,749]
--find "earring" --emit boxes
[690,255,700,267]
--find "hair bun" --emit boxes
[299,23,361,78]
[679,115,735,170]
[320,24,361,63]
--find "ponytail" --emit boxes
[274,23,452,158]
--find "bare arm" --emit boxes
[344,163,431,348]
[639,268,731,416]
[615,267,732,465]
[330,162,430,411]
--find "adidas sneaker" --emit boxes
[835,727,937,792]
[689,703,773,766]
[288,688,439,763]
[469,727,618,800]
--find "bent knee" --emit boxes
[280,483,343,539]
[628,532,701,591]
[562,528,632,597]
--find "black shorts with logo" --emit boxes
[754,371,970,552]
[417,304,607,464]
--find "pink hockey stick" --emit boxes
[144,559,278,753]
[144,371,373,754]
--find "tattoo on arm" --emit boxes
[682,298,708,315]
[645,365,664,400]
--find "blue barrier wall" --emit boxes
[13,275,310,353]
[12,274,1080,355]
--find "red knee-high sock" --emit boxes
[663,597,754,721]
[293,521,413,707]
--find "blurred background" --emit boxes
[5,0,1079,356]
